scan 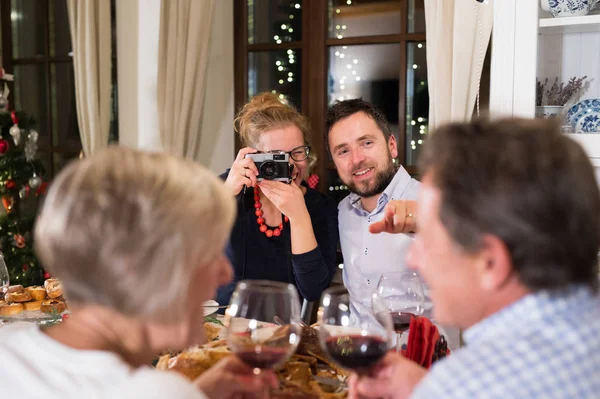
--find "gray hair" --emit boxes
[34,146,235,323]
[419,118,600,292]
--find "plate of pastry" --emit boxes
[0,279,69,324]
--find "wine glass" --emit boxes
[0,252,9,300]
[318,286,393,378]
[225,280,302,397]
[375,271,425,351]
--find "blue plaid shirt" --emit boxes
[411,286,600,398]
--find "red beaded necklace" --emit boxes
[254,188,289,238]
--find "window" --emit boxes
[0,0,118,178]
[235,0,428,201]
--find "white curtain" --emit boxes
[424,0,494,130]
[157,0,216,160]
[66,0,112,156]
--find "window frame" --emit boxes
[0,0,118,177]
[234,0,425,192]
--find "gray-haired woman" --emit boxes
[0,147,276,398]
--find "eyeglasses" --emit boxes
[267,145,311,162]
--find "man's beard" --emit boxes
[345,156,396,198]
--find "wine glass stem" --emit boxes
[396,332,404,352]
[253,368,270,399]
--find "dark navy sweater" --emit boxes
[216,172,339,307]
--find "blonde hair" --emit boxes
[235,92,317,168]
[34,146,235,323]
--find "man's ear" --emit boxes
[388,135,398,159]
[477,234,514,292]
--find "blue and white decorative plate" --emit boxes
[566,99,600,133]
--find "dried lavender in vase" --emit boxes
[536,76,588,107]
[536,78,547,107]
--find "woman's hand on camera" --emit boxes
[224,147,260,196]
[258,179,307,222]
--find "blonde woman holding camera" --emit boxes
[217,93,339,309]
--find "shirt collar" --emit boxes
[348,166,413,214]
[463,285,593,345]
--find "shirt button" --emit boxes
[367,216,371,222]
[364,248,368,255]
[367,279,370,285]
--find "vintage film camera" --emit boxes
[245,152,293,183]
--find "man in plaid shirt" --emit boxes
[350,118,600,399]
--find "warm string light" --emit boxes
[269,3,301,102]
[331,5,362,104]
[409,42,427,152]
[270,5,427,153]
[329,185,349,192]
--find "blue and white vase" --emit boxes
[540,0,599,17]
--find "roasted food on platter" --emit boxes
[157,322,348,398]
[203,322,221,342]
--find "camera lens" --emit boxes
[260,161,278,180]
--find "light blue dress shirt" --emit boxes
[338,167,420,324]
[411,286,600,398]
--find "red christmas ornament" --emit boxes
[0,139,8,155]
[35,181,48,197]
[253,188,289,238]
[22,264,28,272]
[2,196,14,213]
[43,272,51,279]
[5,179,16,189]
[13,234,25,248]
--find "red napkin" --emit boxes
[401,316,450,369]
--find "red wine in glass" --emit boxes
[226,280,302,398]
[389,311,414,333]
[375,272,425,351]
[234,346,291,370]
[324,335,388,374]
[318,285,393,391]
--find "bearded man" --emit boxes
[326,99,421,323]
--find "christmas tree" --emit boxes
[0,70,48,287]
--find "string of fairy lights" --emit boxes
[269,3,301,102]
